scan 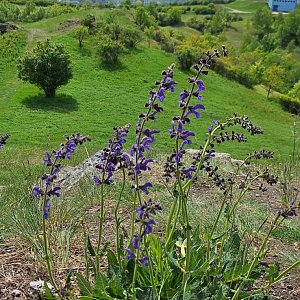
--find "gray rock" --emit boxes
[11,289,22,297]
[29,280,54,291]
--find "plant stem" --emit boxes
[42,213,59,294]
[145,244,158,299]
[206,189,229,261]
[115,169,126,267]
[96,180,105,274]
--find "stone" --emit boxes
[11,289,22,297]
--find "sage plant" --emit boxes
[33,133,90,296]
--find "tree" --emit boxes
[133,6,156,30]
[252,6,273,40]
[81,14,96,33]
[72,25,88,48]
[18,40,72,98]
[263,65,285,98]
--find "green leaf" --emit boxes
[108,276,125,298]
[211,232,226,241]
[86,234,96,257]
[107,249,118,266]
[265,262,280,283]
[99,241,110,258]
[166,252,181,271]
[44,283,57,300]
[136,287,154,300]
[107,249,120,277]
[76,273,93,296]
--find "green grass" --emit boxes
[0,7,296,183]
[223,0,267,13]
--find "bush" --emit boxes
[193,4,216,15]
[119,27,142,48]
[97,37,124,65]
[213,60,257,88]
[187,16,206,32]
[18,40,72,98]
[274,94,300,114]
[175,45,199,70]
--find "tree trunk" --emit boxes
[267,85,271,98]
[44,88,56,98]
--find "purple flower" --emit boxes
[196,80,205,93]
[134,158,154,174]
[47,186,61,198]
[93,175,101,186]
[206,149,216,157]
[43,152,52,166]
[181,166,196,179]
[138,182,153,195]
[136,199,162,220]
[165,77,177,92]
[132,235,139,250]
[43,197,51,219]
[33,186,43,197]
[139,256,149,267]
[125,249,135,260]
[185,104,205,119]
[143,219,156,235]
[157,87,166,102]
[180,130,195,145]
[179,91,189,106]
[143,129,160,142]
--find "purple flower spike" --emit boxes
[125,248,135,260]
[139,256,149,267]
[43,197,51,220]
[132,235,139,250]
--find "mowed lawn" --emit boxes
[0,8,296,174]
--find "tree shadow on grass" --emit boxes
[22,94,79,113]
[99,60,128,71]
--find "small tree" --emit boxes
[72,25,88,48]
[263,65,285,98]
[18,40,72,98]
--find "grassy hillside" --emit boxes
[0,8,296,174]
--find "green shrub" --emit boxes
[175,45,199,70]
[119,27,142,48]
[273,94,300,114]
[213,60,257,88]
[187,16,206,32]
[97,37,124,65]
[193,4,215,15]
